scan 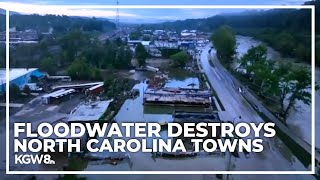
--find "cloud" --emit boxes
[0,2,139,18]
[260,0,305,5]
[183,9,221,19]
[1,0,305,23]
[0,2,221,22]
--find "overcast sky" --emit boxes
[0,0,308,23]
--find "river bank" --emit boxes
[235,35,320,149]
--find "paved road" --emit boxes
[198,45,314,180]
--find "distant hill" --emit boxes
[0,13,116,32]
[144,8,315,33]
[0,8,20,15]
[143,1,319,34]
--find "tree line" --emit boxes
[10,29,133,80]
[238,45,312,124]
[211,25,313,124]
[210,26,236,66]
[0,14,115,33]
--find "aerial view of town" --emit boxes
[0,0,319,180]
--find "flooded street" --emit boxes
[2,57,223,175]
[83,74,227,172]
[164,77,200,89]
[236,35,320,149]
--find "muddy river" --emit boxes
[235,35,320,149]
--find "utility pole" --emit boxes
[116,0,120,29]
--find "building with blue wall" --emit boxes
[0,68,44,94]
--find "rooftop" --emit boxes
[127,40,151,46]
[0,68,38,84]
[51,81,103,90]
[68,100,112,122]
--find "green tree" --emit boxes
[40,57,57,75]
[135,43,148,66]
[294,44,310,62]
[114,37,123,47]
[104,76,114,88]
[267,61,292,96]
[83,17,103,31]
[274,32,295,57]
[102,40,117,68]
[113,46,132,69]
[238,45,268,75]
[276,67,311,124]
[67,57,92,80]
[129,31,142,40]
[23,85,31,95]
[239,45,274,92]
[251,60,274,93]
[60,29,90,65]
[211,25,236,66]
[83,42,106,68]
[170,51,190,67]
[9,84,21,100]
[92,68,102,81]
[239,45,312,124]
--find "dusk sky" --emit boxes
[0,0,308,23]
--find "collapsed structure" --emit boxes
[143,88,211,107]
[41,89,76,104]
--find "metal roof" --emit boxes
[68,100,113,122]
[0,68,39,85]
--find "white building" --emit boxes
[180,30,197,37]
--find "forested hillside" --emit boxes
[0,14,115,32]
[144,0,319,65]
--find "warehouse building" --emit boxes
[0,68,44,94]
